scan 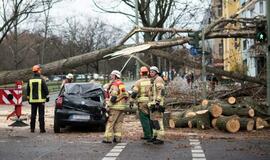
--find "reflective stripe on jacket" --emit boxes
[108,79,128,110]
[29,79,46,103]
[133,77,151,103]
[149,76,165,106]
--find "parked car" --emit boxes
[54,83,107,133]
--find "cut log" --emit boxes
[169,111,186,128]
[188,119,197,128]
[208,103,223,118]
[239,118,254,131]
[211,118,218,129]
[170,117,192,128]
[216,115,240,133]
[228,96,236,104]
[195,110,211,130]
[243,97,270,118]
[254,117,264,130]
[170,111,185,120]
[221,104,254,117]
[184,111,196,118]
[201,99,209,107]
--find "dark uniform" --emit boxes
[27,73,49,133]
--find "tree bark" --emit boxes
[221,104,255,117]
[0,46,123,84]
[216,115,240,133]
[195,110,211,130]
[147,49,265,86]
[239,118,254,131]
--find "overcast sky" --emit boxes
[50,0,131,29]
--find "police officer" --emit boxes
[148,66,166,144]
[103,70,128,143]
[131,66,152,141]
[26,65,49,133]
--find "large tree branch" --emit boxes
[147,49,265,86]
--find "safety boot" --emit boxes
[153,139,164,145]
[102,140,112,144]
[113,137,121,143]
[40,129,46,133]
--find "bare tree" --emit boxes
[40,0,62,64]
[0,0,53,44]
[92,0,206,41]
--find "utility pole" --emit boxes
[134,0,140,79]
[202,29,207,99]
[267,0,270,114]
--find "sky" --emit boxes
[50,0,132,29]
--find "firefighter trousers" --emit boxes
[138,103,152,139]
[150,111,165,140]
[104,109,124,142]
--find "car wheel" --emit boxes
[54,117,61,133]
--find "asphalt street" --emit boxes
[0,131,270,160]
[0,82,270,160]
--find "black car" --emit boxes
[54,83,107,133]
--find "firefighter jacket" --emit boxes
[149,76,165,106]
[108,79,128,110]
[133,76,151,103]
[27,73,49,103]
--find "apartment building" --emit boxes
[240,0,266,77]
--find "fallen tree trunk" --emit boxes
[147,49,266,86]
[0,46,125,84]
[221,104,255,117]
[239,118,254,131]
[216,115,240,133]
[195,110,211,129]
[169,116,191,128]
[254,117,264,130]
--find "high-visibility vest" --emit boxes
[29,79,46,103]
[108,80,128,110]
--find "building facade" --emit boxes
[240,0,266,77]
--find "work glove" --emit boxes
[46,97,50,102]
[129,101,134,109]
[155,102,165,113]
[110,96,117,103]
[150,104,156,113]
[158,106,165,113]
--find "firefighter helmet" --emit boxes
[111,70,121,78]
[150,66,159,73]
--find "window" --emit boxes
[243,39,247,50]
[219,41,223,57]
[218,5,222,17]
[259,1,264,14]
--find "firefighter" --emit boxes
[102,70,128,143]
[26,65,49,133]
[130,66,152,141]
[148,66,166,144]
[61,73,74,88]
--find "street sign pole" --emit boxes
[202,28,206,99]
[266,0,270,114]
